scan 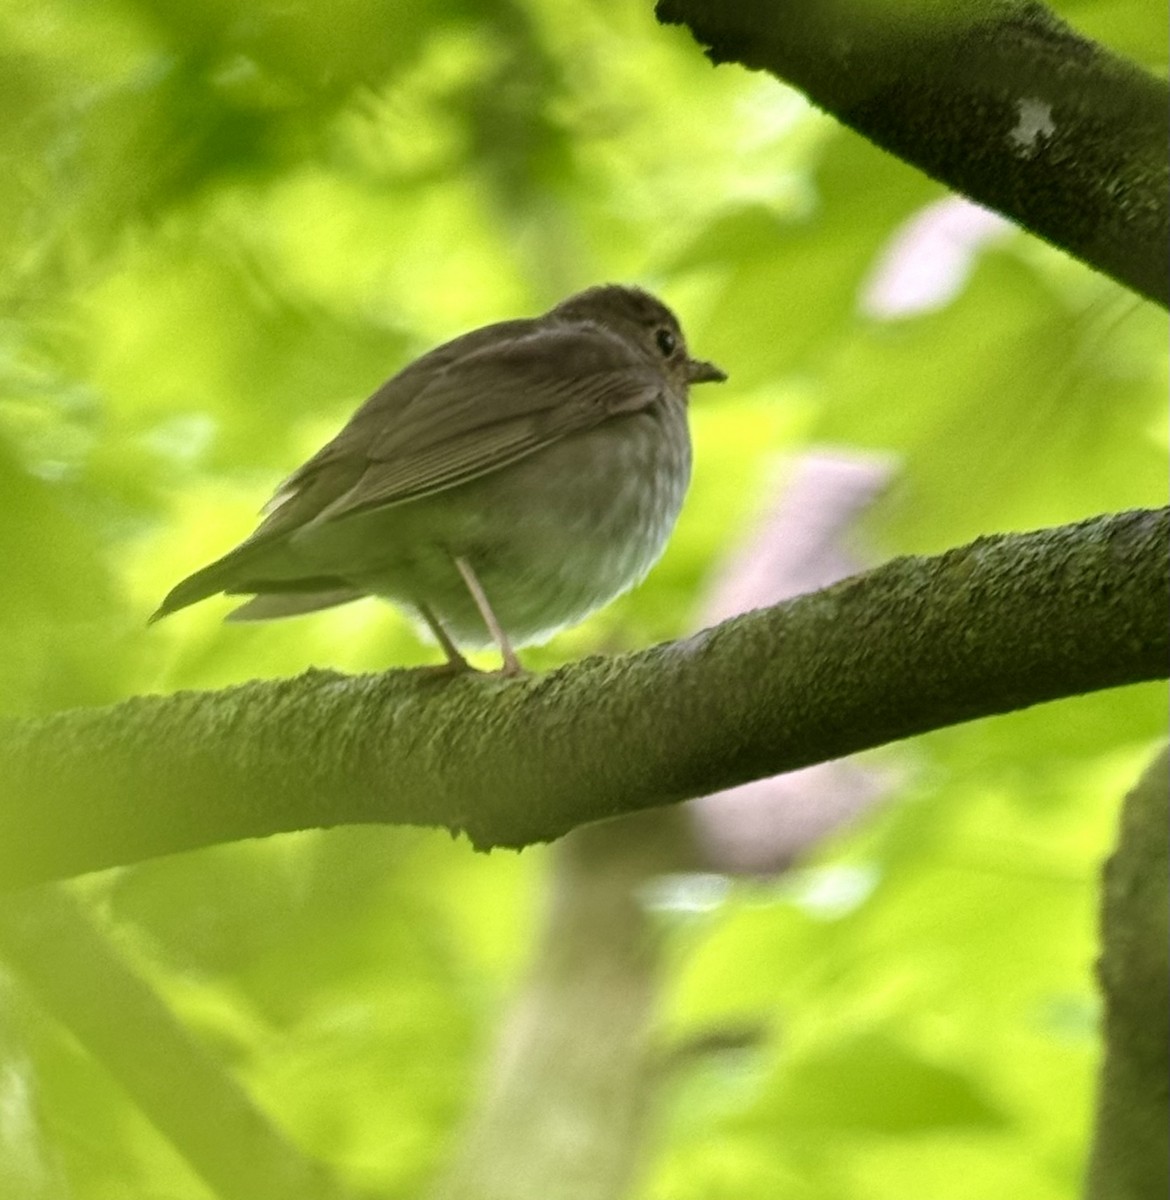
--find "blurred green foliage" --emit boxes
[0,0,1166,1197]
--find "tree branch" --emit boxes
[655,0,1170,306]
[1085,745,1170,1200]
[0,507,1166,890]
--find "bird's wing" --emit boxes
[149,318,668,622]
[264,322,667,530]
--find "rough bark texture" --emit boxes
[0,507,1166,889]
[1084,746,1170,1200]
[655,0,1170,307]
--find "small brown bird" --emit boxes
[151,284,726,672]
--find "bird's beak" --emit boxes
[685,357,727,385]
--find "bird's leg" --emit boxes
[416,602,474,673]
[453,556,524,676]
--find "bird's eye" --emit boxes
[655,328,677,357]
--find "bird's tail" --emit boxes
[148,541,278,623]
[149,537,363,624]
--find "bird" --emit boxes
[151,284,726,673]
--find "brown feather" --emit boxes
[265,321,664,526]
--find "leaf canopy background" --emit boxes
[0,0,1166,1196]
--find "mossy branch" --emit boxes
[0,507,1165,890]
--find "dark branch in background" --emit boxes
[0,506,1165,889]
[1085,746,1170,1200]
[655,0,1170,307]
[0,886,373,1200]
